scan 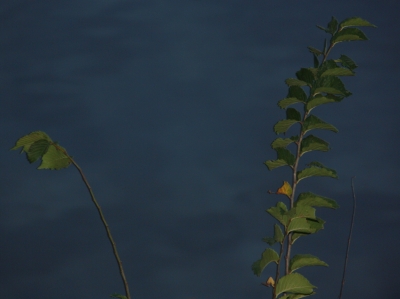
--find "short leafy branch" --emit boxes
[11,131,130,299]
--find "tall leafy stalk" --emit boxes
[252,17,375,299]
[11,131,130,299]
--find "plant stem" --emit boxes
[338,177,357,299]
[54,144,131,299]
[285,37,337,274]
[273,238,286,299]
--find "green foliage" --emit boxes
[11,131,71,170]
[253,17,375,298]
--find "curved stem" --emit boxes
[54,143,131,299]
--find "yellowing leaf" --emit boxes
[262,277,275,288]
[276,181,293,198]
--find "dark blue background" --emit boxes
[1,1,398,298]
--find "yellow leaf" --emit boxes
[276,181,292,198]
[262,276,275,287]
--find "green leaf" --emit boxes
[264,159,289,170]
[38,144,71,170]
[278,97,304,109]
[316,25,329,33]
[274,119,300,134]
[263,224,284,245]
[303,115,338,134]
[275,273,316,297]
[286,205,316,220]
[297,161,338,182]
[300,135,330,155]
[327,16,339,34]
[287,218,312,233]
[285,78,308,87]
[265,147,295,170]
[271,136,298,149]
[110,294,127,299]
[267,202,288,226]
[306,94,342,111]
[314,76,351,97]
[286,108,301,121]
[289,254,328,272]
[332,27,369,43]
[286,206,316,233]
[280,294,314,299]
[313,54,319,68]
[274,224,284,243]
[295,192,339,209]
[296,68,315,85]
[317,59,338,77]
[291,218,325,243]
[288,86,307,102]
[11,131,52,153]
[307,46,323,56]
[277,147,296,166]
[252,248,279,277]
[262,236,276,246]
[316,16,338,35]
[337,54,358,71]
[339,17,377,29]
[27,139,50,163]
[320,67,354,77]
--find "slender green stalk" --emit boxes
[53,143,131,299]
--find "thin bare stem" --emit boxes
[54,144,131,299]
[338,177,357,299]
[285,108,309,275]
[273,238,286,299]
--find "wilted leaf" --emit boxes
[262,277,276,288]
[276,181,293,198]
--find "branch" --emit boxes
[54,144,131,299]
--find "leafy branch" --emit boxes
[253,17,375,299]
[11,131,130,299]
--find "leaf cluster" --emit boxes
[11,131,71,170]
